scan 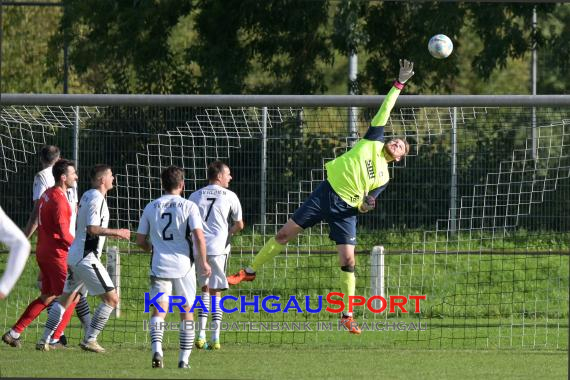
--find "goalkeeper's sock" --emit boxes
[150,316,164,356]
[250,237,285,273]
[340,266,356,318]
[198,292,210,340]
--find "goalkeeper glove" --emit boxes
[398,59,414,84]
[359,194,376,213]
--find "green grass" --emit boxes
[0,231,568,378]
[0,344,567,379]
[1,245,568,350]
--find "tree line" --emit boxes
[2,1,570,95]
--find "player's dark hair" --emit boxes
[207,160,228,181]
[90,164,112,182]
[40,145,60,165]
[52,159,75,182]
[162,166,185,192]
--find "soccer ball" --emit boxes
[428,34,453,59]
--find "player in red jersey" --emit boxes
[2,159,78,348]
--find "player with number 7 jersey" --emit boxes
[188,161,244,350]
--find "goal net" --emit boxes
[0,99,567,350]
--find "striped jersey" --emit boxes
[137,194,203,278]
[189,184,242,256]
[68,189,110,265]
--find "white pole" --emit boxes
[260,106,268,231]
[370,246,385,310]
[531,6,538,160]
[450,107,458,233]
[73,106,80,168]
[348,52,358,147]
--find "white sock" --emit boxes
[86,302,114,342]
[179,324,194,364]
[9,329,20,339]
[198,292,210,340]
[150,316,164,356]
[42,301,65,342]
[211,295,223,342]
[75,295,92,332]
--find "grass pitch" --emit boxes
[0,343,567,379]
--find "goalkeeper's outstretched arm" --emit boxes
[370,59,414,128]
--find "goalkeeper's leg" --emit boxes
[337,244,361,335]
[227,219,303,285]
[228,182,324,286]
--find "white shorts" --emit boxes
[197,251,230,290]
[64,252,114,296]
[149,270,196,308]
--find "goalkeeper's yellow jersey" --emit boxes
[325,83,402,209]
[325,140,390,208]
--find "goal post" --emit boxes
[106,246,121,318]
[369,246,385,308]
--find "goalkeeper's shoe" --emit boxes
[35,339,50,351]
[195,338,208,349]
[80,339,106,353]
[152,352,164,368]
[227,269,256,285]
[2,331,21,348]
[208,340,221,350]
[340,315,362,335]
[178,361,190,369]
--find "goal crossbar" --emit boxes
[3,94,570,107]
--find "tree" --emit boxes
[1,4,62,93]
[362,3,557,94]
[47,0,194,94]
[189,0,332,94]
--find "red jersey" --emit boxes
[36,186,74,262]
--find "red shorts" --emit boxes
[36,259,67,295]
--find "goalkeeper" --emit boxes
[228,59,414,334]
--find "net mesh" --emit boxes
[0,103,567,349]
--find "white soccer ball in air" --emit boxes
[428,34,453,59]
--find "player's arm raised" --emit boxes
[369,59,414,129]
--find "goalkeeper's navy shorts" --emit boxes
[292,180,359,245]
